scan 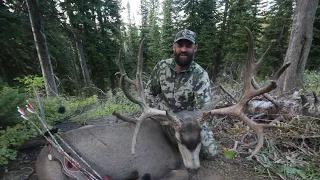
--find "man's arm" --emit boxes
[193,71,212,109]
[145,63,161,107]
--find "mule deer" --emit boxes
[35,120,185,180]
[35,28,290,180]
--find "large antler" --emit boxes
[203,27,290,159]
[113,39,169,154]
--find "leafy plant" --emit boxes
[85,90,140,120]
[54,90,139,124]
[0,122,38,166]
[25,91,139,125]
[0,86,27,127]
[14,75,45,93]
[304,70,320,94]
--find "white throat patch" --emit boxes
[177,143,201,170]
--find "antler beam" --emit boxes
[113,39,167,154]
[203,27,290,159]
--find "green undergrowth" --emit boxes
[30,89,140,125]
[0,122,38,166]
[255,139,320,180]
[215,70,320,180]
[304,70,320,94]
[0,87,139,167]
[0,83,35,167]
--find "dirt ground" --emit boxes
[1,146,41,180]
[1,144,270,180]
[1,150,268,180]
[0,117,272,180]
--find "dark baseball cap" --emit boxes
[174,29,197,44]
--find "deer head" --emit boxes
[113,28,290,176]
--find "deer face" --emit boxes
[175,122,203,172]
[164,111,205,173]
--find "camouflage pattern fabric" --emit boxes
[200,121,218,160]
[146,58,218,160]
[146,58,211,112]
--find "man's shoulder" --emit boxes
[191,62,211,90]
[191,61,208,76]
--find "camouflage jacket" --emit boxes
[145,58,212,112]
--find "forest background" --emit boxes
[1,0,320,178]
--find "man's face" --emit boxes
[173,39,198,68]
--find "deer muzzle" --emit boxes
[178,143,201,172]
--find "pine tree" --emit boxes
[0,1,40,86]
[124,2,141,77]
[261,0,293,75]
[223,0,263,79]
[196,0,219,80]
[213,0,230,81]
[59,0,122,94]
[161,0,174,59]
[182,0,202,31]
[172,0,185,31]
[140,0,150,72]
[308,2,320,70]
[147,0,161,71]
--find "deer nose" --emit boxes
[186,167,200,174]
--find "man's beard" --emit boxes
[174,52,194,68]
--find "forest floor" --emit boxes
[1,147,270,180]
[0,116,284,180]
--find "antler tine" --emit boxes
[242,28,286,101]
[243,27,256,91]
[114,39,167,155]
[112,111,137,123]
[136,38,147,109]
[120,74,143,106]
[252,78,281,107]
[272,62,291,80]
[116,47,144,107]
[117,49,135,85]
[250,38,289,108]
[205,27,289,159]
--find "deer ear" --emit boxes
[156,118,180,131]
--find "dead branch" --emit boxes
[218,84,237,103]
[251,78,281,108]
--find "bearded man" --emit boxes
[145,29,218,160]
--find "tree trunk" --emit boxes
[278,0,319,94]
[0,60,7,83]
[75,35,92,91]
[213,0,229,82]
[26,0,58,97]
[110,76,117,96]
